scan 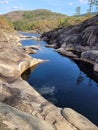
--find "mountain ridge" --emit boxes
[4,9,67,21]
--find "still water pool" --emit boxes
[21,32,98,126]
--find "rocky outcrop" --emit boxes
[0,102,55,130]
[19,35,41,41]
[42,15,98,72]
[0,31,43,82]
[23,44,41,54]
[62,108,98,130]
[0,30,98,130]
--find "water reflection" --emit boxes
[36,85,57,104]
[22,67,57,104]
[21,33,98,126]
[76,72,85,86]
[36,85,56,95]
[22,65,37,80]
[74,60,98,84]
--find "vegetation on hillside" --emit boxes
[58,15,93,27]
[23,9,65,20]
[0,16,14,31]
[13,18,65,33]
[4,9,94,33]
[5,9,67,33]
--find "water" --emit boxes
[21,33,98,126]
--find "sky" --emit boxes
[0,0,97,16]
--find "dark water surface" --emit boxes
[21,32,98,126]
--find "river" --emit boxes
[21,32,98,126]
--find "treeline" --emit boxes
[13,18,65,33]
[58,15,92,27]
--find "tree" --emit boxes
[76,6,81,16]
[95,0,98,13]
[88,0,96,13]
[96,6,98,13]
[95,0,98,5]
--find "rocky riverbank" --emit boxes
[42,15,98,72]
[0,30,98,130]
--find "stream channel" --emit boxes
[21,32,98,126]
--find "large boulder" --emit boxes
[62,108,98,130]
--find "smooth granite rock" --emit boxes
[62,108,98,130]
[0,102,55,130]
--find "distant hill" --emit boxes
[4,11,25,22]
[4,9,66,21]
[4,9,67,33]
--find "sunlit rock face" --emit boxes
[42,15,98,72]
[0,102,55,130]
[0,31,43,83]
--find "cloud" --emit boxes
[12,6,19,9]
[4,5,23,12]
[79,0,88,4]
[0,0,8,4]
[68,2,73,6]
[36,85,57,104]
[37,85,56,95]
